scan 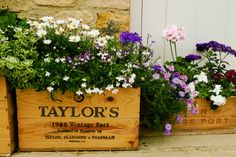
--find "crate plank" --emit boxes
[16,88,140,151]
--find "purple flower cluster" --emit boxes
[185,54,202,62]
[79,52,90,63]
[120,32,142,45]
[196,41,236,56]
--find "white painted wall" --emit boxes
[130,0,236,69]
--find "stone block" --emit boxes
[34,0,76,7]
[85,0,129,10]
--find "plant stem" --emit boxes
[174,42,177,59]
[169,41,175,61]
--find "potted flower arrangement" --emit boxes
[162,25,236,133]
[0,12,200,150]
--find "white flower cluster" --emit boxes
[209,85,226,106]
[193,71,208,83]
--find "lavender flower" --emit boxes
[120,32,142,45]
[165,123,172,135]
[153,73,160,80]
[172,77,181,84]
[185,54,202,62]
[179,91,185,97]
[176,114,183,124]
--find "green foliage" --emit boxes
[134,67,186,130]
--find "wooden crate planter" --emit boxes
[0,76,17,156]
[173,97,236,135]
[16,88,140,151]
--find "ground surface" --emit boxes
[11,134,236,157]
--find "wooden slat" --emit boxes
[0,76,17,156]
[17,88,140,151]
[173,97,236,134]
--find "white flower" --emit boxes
[105,35,113,40]
[95,37,107,47]
[56,19,65,25]
[116,82,120,87]
[122,83,131,88]
[76,90,83,96]
[69,35,81,42]
[86,88,93,94]
[82,24,90,30]
[210,95,226,106]
[36,29,47,38]
[106,84,114,91]
[63,76,70,81]
[45,71,51,77]
[55,58,60,63]
[116,76,125,82]
[27,20,39,27]
[81,83,87,88]
[188,82,196,92]
[47,86,54,92]
[82,78,86,82]
[209,85,222,95]
[193,71,208,83]
[67,18,80,30]
[98,89,104,94]
[93,88,100,94]
[60,58,66,63]
[87,29,100,37]
[40,16,54,22]
[44,58,50,63]
[112,89,119,94]
[43,39,51,45]
[129,73,136,83]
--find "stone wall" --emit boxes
[0,0,130,31]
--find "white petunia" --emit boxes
[188,82,196,92]
[76,90,83,96]
[112,89,119,94]
[63,76,70,81]
[210,95,226,106]
[106,84,114,91]
[43,39,51,45]
[69,35,81,42]
[193,71,208,83]
[95,37,107,47]
[47,86,54,92]
[45,71,51,77]
[36,29,47,38]
[209,85,222,95]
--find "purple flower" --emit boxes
[176,114,183,124]
[168,65,175,71]
[165,123,172,135]
[164,72,171,80]
[173,72,180,77]
[153,73,160,80]
[153,64,162,71]
[79,52,90,63]
[185,54,202,62]
[120,32,142,45]
[196,41,236,56]
[179,81,187,89]
[189,104,198,115]
[179,75,188,82]
[172,77,181,84]
[179,91,185,97]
